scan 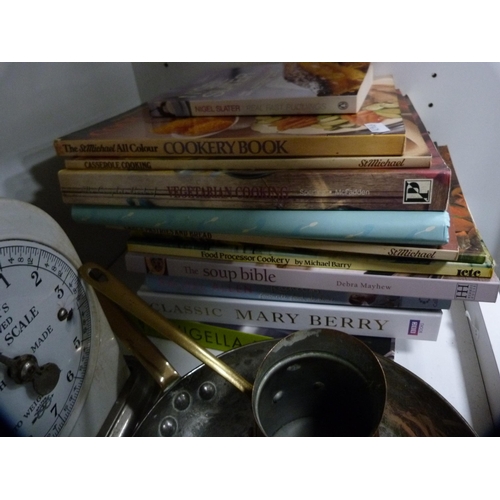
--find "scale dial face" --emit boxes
[0,239,93,436]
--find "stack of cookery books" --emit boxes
[54,62,499,353]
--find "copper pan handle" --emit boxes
[96,292,179,391]
[79,263,253,395]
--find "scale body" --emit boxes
[0,199,128,436]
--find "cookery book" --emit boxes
[137,286,443,341]
[125,252,500,302]
[148,63,374,117]
[143,274,452,310]
[128,226,460,262]
[126,238,494,277]
[53,77,406,158]
[443,146,488,264]
[134,317,288,352]
[57,161,450,210]
[71,205,450,246]
[57,162,450,211]
[134,317,395,357]
[63,92,432,170]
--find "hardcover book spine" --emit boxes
[144,274,453,310]
[53,134,406,158]
[71,205,451,246]
[137,287,443,341]
[128,229,460,262]
[125,252,500,303]
[58,166,451,211]
[127,242,493,277]
[64,154,432,170]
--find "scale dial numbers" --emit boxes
[0,241,92,437]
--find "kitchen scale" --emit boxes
[0,199,477,437]
[0,198,128,436]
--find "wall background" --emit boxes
[0,63,140,264]
[1,62,499,268]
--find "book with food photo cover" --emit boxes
[441,146,489,264]
[62,92,432,170]
[148,63,374,117]
[53,77,406,158]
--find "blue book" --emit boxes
[144,274,452,310]
[71,206,450,245]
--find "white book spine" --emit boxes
[138,287,443,341]
[126,252,500,303]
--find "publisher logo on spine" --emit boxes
[455,283,478,300]
[403,179,432,204]
[408,320,420,336]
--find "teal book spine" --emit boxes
[72,205,450,245]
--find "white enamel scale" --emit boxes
[0,199,127,436]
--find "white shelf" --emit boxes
[395,300,493,436]
[464,297,500,429]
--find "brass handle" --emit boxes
[96,292,179,391]
[79,263,253,394]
